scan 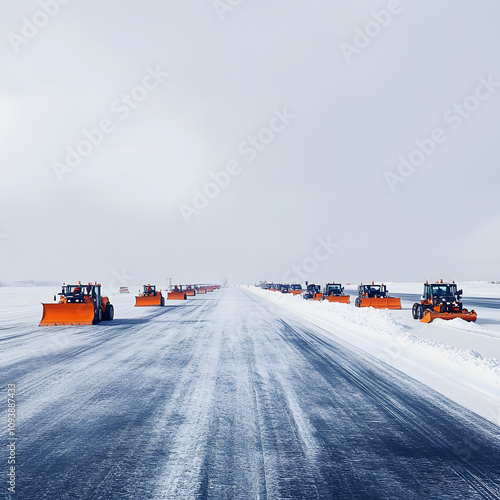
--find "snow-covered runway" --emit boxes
[2,287,500,499]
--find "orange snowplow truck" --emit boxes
[323,283,350,304]
[40,282,114,326]
[168,285,187,300]
[355,283,401,309]
[412,280,477,323]
[135,285,165,306]
[303,283,322,300]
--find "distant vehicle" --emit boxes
[119,287,129,294]
[323,283,350,304]
[135,284,164,307]
[355,283,401,309]
[281,284,290,293]
[412,280,477,323]
[289,284,303,295]
[303,283,322,301]
[169,285,187,300]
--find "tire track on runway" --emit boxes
[276,319,500,499]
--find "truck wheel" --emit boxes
[416,304,424,320]
[412,303,420,319]
[355,297,361,307]
[93,308,102,325]
[104,304,114,321]
[161,297,165,306]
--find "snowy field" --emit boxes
[250,283,500,427]
[1,285,500,498]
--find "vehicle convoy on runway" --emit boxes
[322,283,350,303]
[355,283,401,309]
[135,285,165,307]
[303,283,322,300]
[40,282,114,326]
[258,279,481,322]
[412,280,477,323]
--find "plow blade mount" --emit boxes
[360,297,401,309]
[421,310,477,323]
[325,295,350,304]
[185,290,196,296]
[168,292,187,300]
[40,303,95,326]
[135,295,163,307]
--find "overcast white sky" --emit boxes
[1,0,499,289]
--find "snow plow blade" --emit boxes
[421,310,477,323]
[289,290,302,296]
[167,292,186,300]
[185,289,196,296]
[40,303,95,326]
[325,295,350,304]
[197,288,207,294]
[360,297,401,309]
[135,295,163,307]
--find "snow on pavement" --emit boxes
[1,286,500,499]
[249,286,500,427]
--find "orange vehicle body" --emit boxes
[421,309,477,323]
[135,285,164,306]
[356,283,401,310]
[323,283,350,304]
[359,297,401,309]
[168,286,187,300]
[324,295,350,304]
[40,302,96,326]
[40,282,113,326]
[414,281,477,323]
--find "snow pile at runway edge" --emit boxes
[249,287,500,426]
